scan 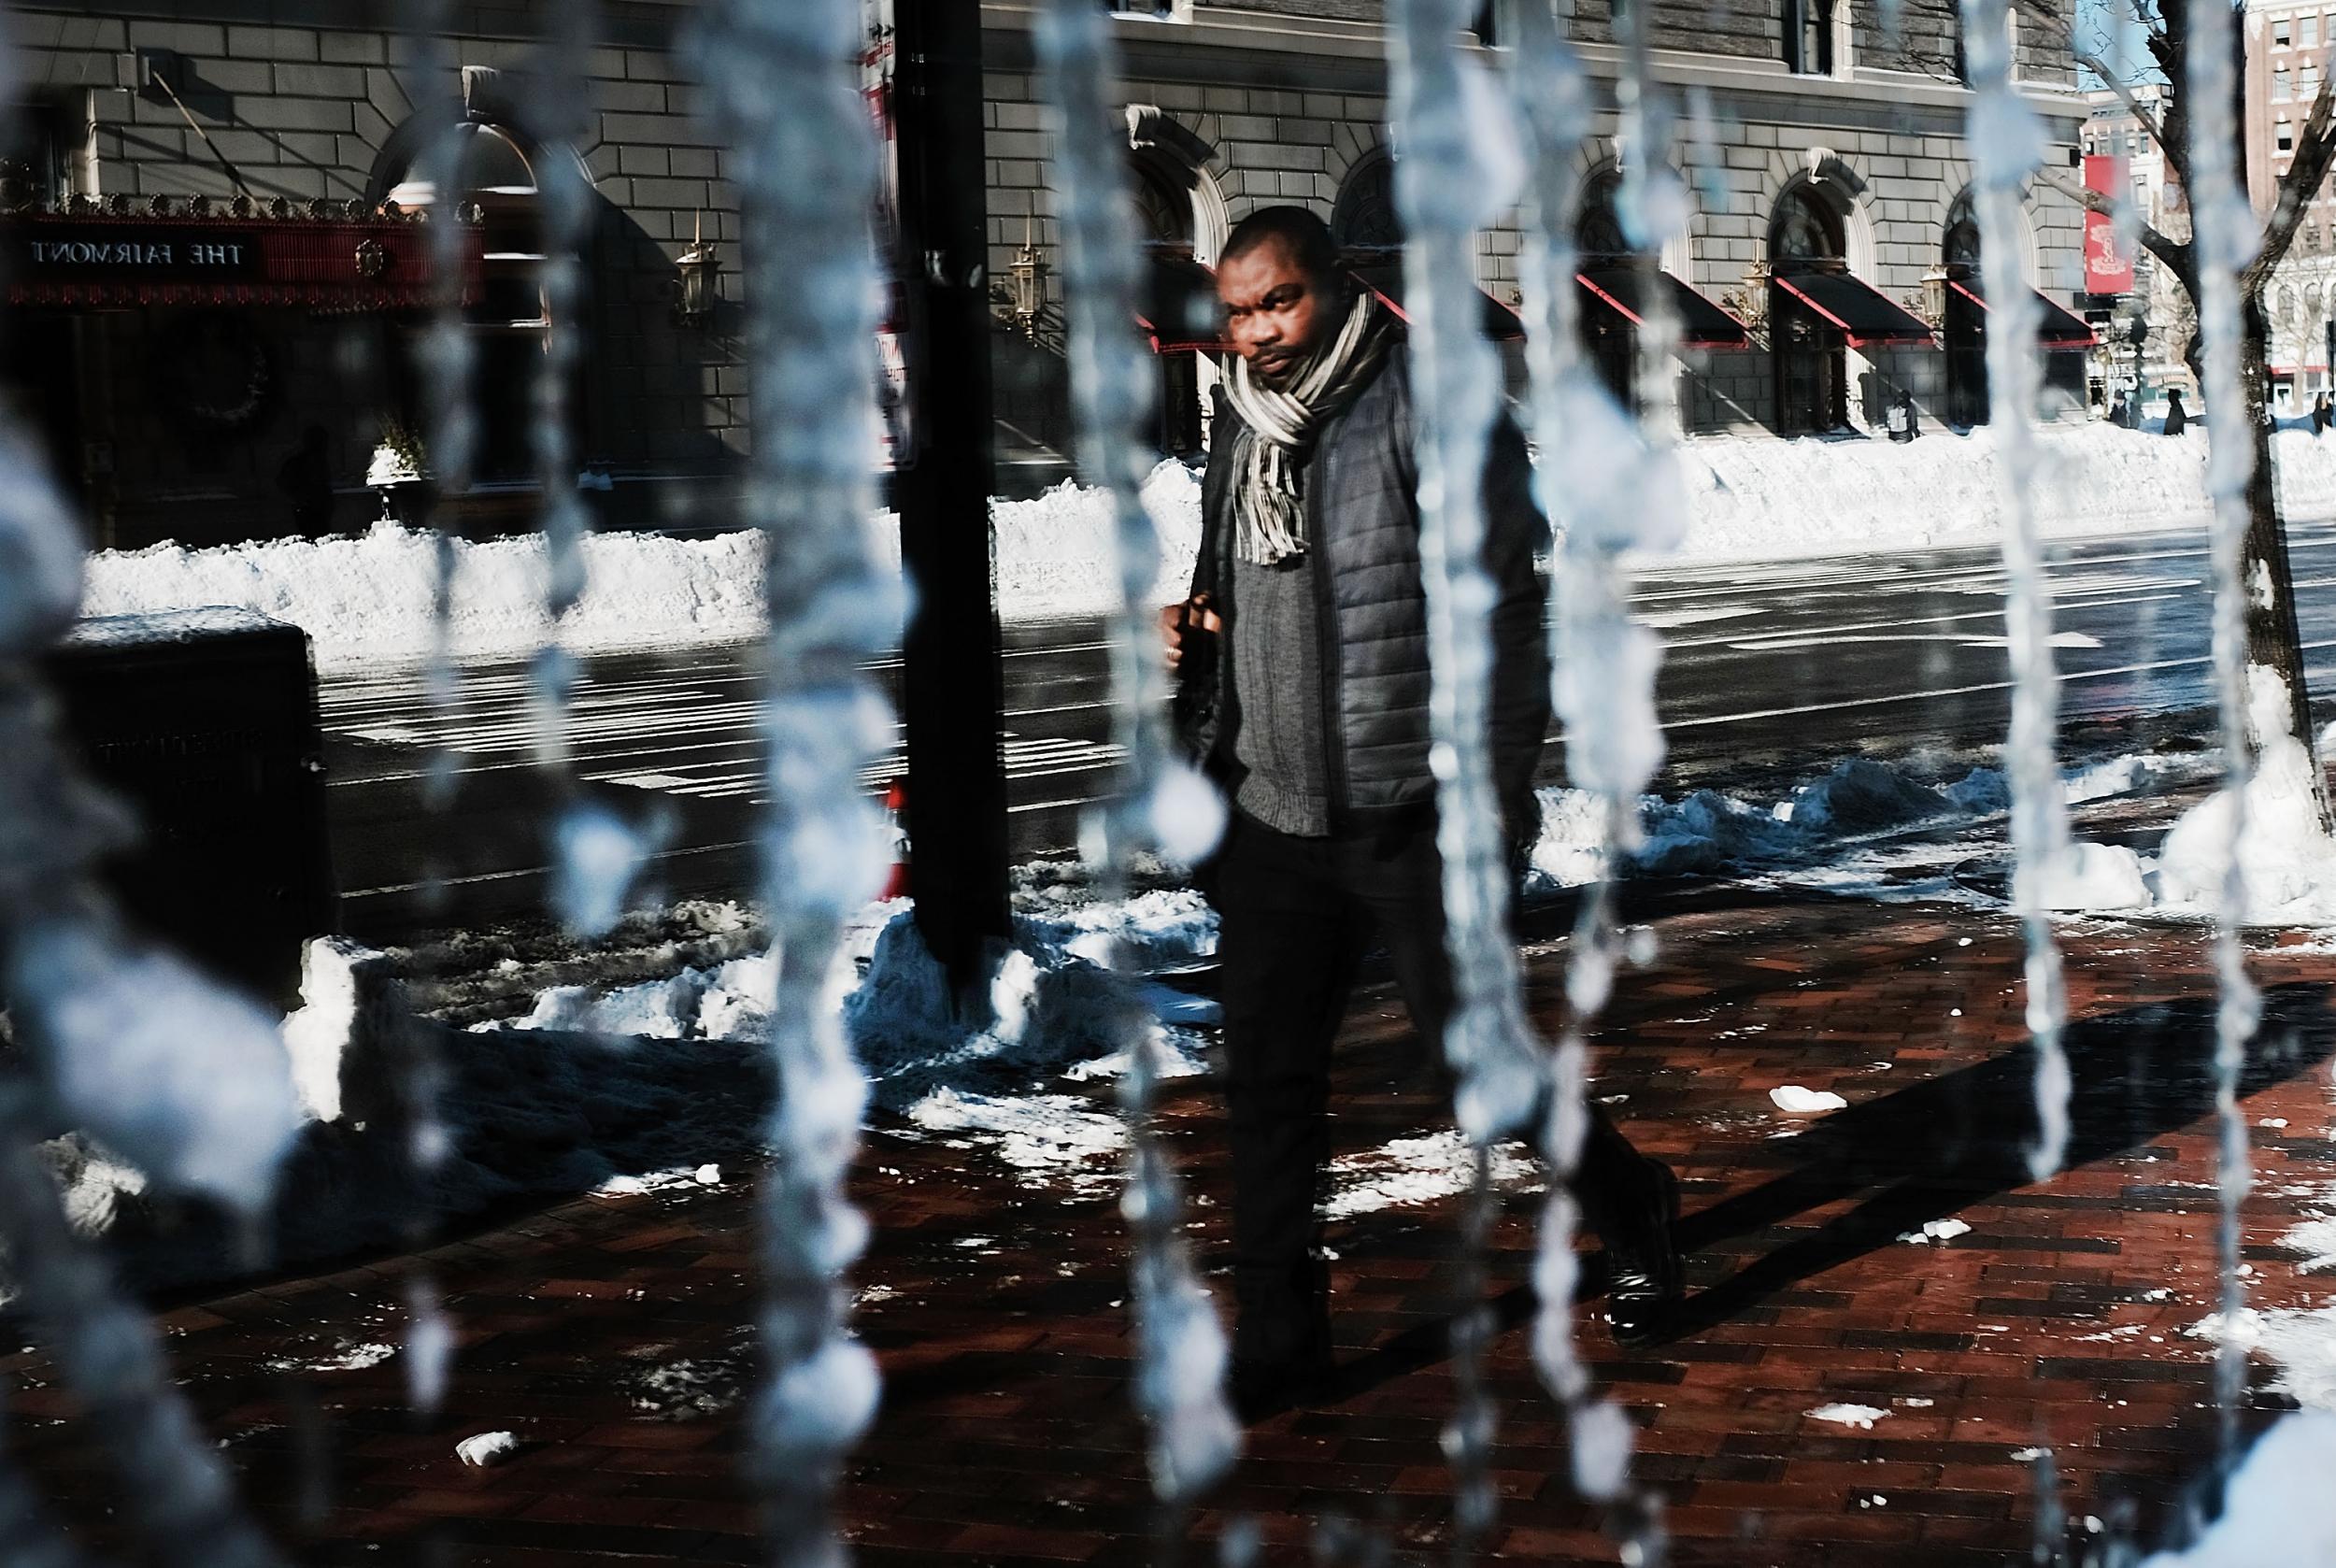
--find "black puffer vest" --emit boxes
[1178,345,1552,835]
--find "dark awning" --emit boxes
[1773,269,1934,348]
[1575,265,1750,349]
[2,203,480,311]
[1344,258,1525,341]
[1947,278,2098,348]
[1137,249,1231,354]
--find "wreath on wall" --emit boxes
[150,313,276,435]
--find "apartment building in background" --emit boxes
[2245,0,2336,400]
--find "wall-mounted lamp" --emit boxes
[675,210,720,327]
[1917,266,1950,332]
[1734,259,1771,335]
[1009,214,1047,341]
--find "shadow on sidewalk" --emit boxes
[1317,982,2334,1404]
[1667,981,2336,1334]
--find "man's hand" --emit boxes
[1160,592,1221,672]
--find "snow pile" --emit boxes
[2013,673,2336,925]
[78,460,1203,673]
[2189,1304,2336,1410]
[905,1089,1130,1194]
[2185,1209,2336,1418]
[78,424,2336,673]
[512,895,1216,1111]
[2139,1413,2336,1566]
[1321,1130,1538,1221]
[1671,422,2336,567]
[1530,754,2059,891]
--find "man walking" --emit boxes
[1161,207,1680,1414]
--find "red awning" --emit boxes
[1138,249,1232,354]
[1772,269,1934,349]
[1575,265,1751,349]
[1343,258,1525,341]
[1947,278,2099,348]
[3,207,480,311]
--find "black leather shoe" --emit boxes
[1600,1159,1683,1346]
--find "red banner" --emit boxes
[2,209,480,311]
[2083,154,2135,295]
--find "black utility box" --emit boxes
[44,608,336,1006]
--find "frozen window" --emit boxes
[2280,120,2297,151]
[2277,66,2294,100]
[2305,14,2321,44]
[2276,17,2293,46]
[2308,60,2324,96]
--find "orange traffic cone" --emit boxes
[880,776,911,899]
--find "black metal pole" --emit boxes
[890,0,1012,1006]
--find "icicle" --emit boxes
[1383,1,1547,1553]
[0,1090,285,1568]
[523,5,648,934]
[692,3,900,1561]
[1506,0,1675,1552]
[1032,0,1238,1509]
[2180,0,2266,1470]
[0,26,297,1556]
[1955,0,2072,1182]
[415,6,476,839]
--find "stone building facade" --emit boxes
[4,1,2092,551]
[7,1,741,549]
[980,0,2093,436]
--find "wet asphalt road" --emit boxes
[320,515,2336,941]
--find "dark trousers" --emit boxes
[1211,808,1653,1360]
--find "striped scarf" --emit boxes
[1222,291,1394,566]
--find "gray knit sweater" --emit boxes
[1228,549,1332,836]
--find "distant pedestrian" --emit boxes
[2108,392,2129,429]
[277,424,335,535]
[2163,390,2187,436]
[1886,390,1919,443]
[2314,392,2331,435]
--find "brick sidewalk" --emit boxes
[7,891,2335,1565]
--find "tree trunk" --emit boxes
[2237,321,2335,830]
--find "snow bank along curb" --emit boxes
[77,460,1204,674]
[77,425,2336,672]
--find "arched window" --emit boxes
[1332,150,1402,252]
[1577,170,1631,263]
[1770,188,1845,269]
[1131,155,1194,249]
[1942,192,1981,273]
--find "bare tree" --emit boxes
[2070,0,2336,823]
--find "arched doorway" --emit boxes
[1942,193,1987,426]
[380,121,566,488]
[1578,169,1640,405]
[1769,184,1849,434]
[1130,147,1215,456]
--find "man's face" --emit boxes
[1218,235,1330,388]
